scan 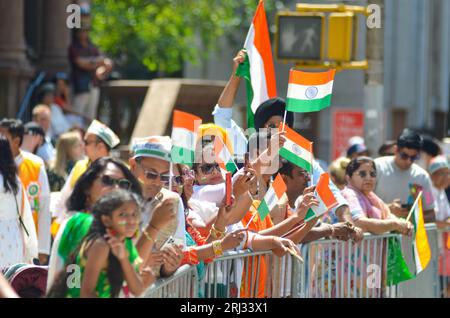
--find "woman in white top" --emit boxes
[0,136,38,269]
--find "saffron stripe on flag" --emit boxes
[173,110,201,131]
[282,126,313,152]
[316,173,338,208]
[272,174,287,199]
[289,69,336,86]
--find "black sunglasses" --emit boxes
[356,170,377,178]
[399,151,420,162]
[199,163,220,175]
[100,175,131,190]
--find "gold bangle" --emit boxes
[142,230,155,244]
[212,223,226,233]
[212,240,223,257]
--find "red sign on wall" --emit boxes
[330,109,364,161]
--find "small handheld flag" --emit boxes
[304,173,338,222]
[171,110,202,166]
[286,68,335,113]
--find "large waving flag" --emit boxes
[278,125,313,173]
[214,136,237,175]
[258,174,287,220]
[304,173,338,222]
[286,69,335,113]
[236,0,277,128]
[171,110,202,166]
[409,194,431,274]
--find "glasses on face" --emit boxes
[399,151,420,162]
[199,163,220,175]
[267,123,279,129]
[172,175,183,185]
[356,170,377,178]
[84,139,98,146]
[139,165,171,184]
[99,175,132,190]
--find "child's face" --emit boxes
[108,201,140,239]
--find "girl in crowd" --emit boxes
[0,135,38,268]
[47,131,85,191]
[341,156,413,235]
[47,157,142,289]
[48,190,153,297]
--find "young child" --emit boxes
[48,189,153,298]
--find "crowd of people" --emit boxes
[0,42,449,298]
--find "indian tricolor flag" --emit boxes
[214,136,237,175]
[171,110,202,165]
[236,0,277,128]
[258,174,287,220]
[286,68,336,113]
[279,125,313,173]
[304,173,338,222]
[409,193,431,274]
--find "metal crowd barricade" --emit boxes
[141,264,198,298]
[436,226,449,298]
[198,249,303,298]
[294,232,398,298]
[142,224,445,298]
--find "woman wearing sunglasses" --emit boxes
[341,157,413,235]
[47,157,143,290]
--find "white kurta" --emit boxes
[0,175,38,268]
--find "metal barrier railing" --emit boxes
[437,227,450,298]
[141,264,198,298]
[142,224,445,298]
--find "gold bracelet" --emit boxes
[212,240,223,257]
[142,230,155,244]
[210,224,226,240]
[212,223,226,234]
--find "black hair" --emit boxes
[0,135,19,194]
[67,157,142,212]
[48,189,142,298]
[397,129,423,151]
[345,156,376,177]
[378,140,396,157]
[0,118,24,146]
[421,136,441,157]
[277,158,295,178]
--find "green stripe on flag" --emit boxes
[387,237,415,286]
[225,161,237,173]
[286,95,332,113]
[235,52,254,128]
[304,208,315,222]
[257,199,271,220]
[279,148,312,172]
[171,146,194,166]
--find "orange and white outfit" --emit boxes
[16,150,51,256]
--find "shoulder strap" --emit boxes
[14,185,29,237]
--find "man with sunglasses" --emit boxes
[374,129,436,222]
[129,136,186,278]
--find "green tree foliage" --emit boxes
[90,0,282,75]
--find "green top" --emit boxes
[58,212,93,264]
[59,212,141,298]
[66,238,141,298]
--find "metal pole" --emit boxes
[364,0,385,154]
